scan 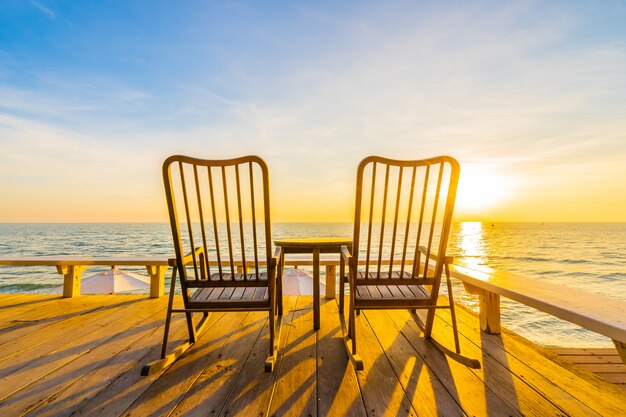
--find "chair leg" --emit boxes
[445,264,461,354]
[269,303,275,357]
[277,255,284,316]
[143,268,196,377]
[348,296,355,353]
[160,268,178,358]
[186,312,197,343]
[339,259,345,313]
[265,296,283,372]
[339,295,363,371]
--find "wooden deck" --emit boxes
[548,348,626,388]
[0,294,625,416]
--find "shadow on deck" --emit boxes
[0,294,624,416]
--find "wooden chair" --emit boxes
[142,155,283,375]
[339,155,480,370]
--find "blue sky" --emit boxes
[1,1,625,222]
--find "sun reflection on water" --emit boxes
[457,222,486,267]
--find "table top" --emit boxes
[274,237,352,249]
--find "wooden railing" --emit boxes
[2,254,625,364]
[0,256,170,298]
[0,254,382,299]
[449,261,626,364]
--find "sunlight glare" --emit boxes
[456,165,516,211]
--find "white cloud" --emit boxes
[30,1,56,20]
[1,1,625,220]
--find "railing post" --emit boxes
[479,290,501,334]
[325,265,336,299]
[613,340,626,364]
[461,281,502,335]
[147,265,166,298]
[56,265,87,298]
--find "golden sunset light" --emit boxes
[0,2,625,416]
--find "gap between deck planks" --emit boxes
[1,294,625,417]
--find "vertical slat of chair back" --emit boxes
[163,155,272,288]
[353,156,460,286]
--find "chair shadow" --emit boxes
[360,310,463,417]
[0,295,63,311]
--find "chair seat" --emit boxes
[189,285,269,309]
[355,281,431,308]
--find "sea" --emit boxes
[0,222,624,349]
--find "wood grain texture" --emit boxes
[0,294,624,416]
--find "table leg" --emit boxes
[278,251,285,316]
[313,249,320,330]
[325,265,336,299]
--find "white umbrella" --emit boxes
[281,268,326,296]
[53,266,150,294]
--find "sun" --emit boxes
[455,164,516,212]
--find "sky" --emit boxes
[0,0,625,223]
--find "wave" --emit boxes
[598,272,626,282]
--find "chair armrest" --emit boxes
[341,245,353,266]
[419,246,453,264]
[270,246,283,269]
[170,246,205,267]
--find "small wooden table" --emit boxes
[274,238,352,330]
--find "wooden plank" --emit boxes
[0,297,170,405]
[384,309,522,417]
[166,310,270,416]
[0,294,34,308]
[411,307,599,417]
[217,297,298,417]
[558,355,624,364]
[597,374,626,384]
[0,293,622,416]
[70,313,222,417]
[574,363,626,373]
[0,296,150,367]
[363,309,464,417]
[352,308,419,417]
[317,298,367,417]
[447,303,626,415]
[550,347,618,356]
[20,305,189,416]
[118,311,250,416]
[0,295,134,328]
[0,297,171,414]
[0,294,118,324]
[72,320,195,417]
[267,296,317,417]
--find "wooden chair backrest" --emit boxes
[163,155,272,288]
[352,156,460,287]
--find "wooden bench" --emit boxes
[0,256,170,298]
[449,262,626,364]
